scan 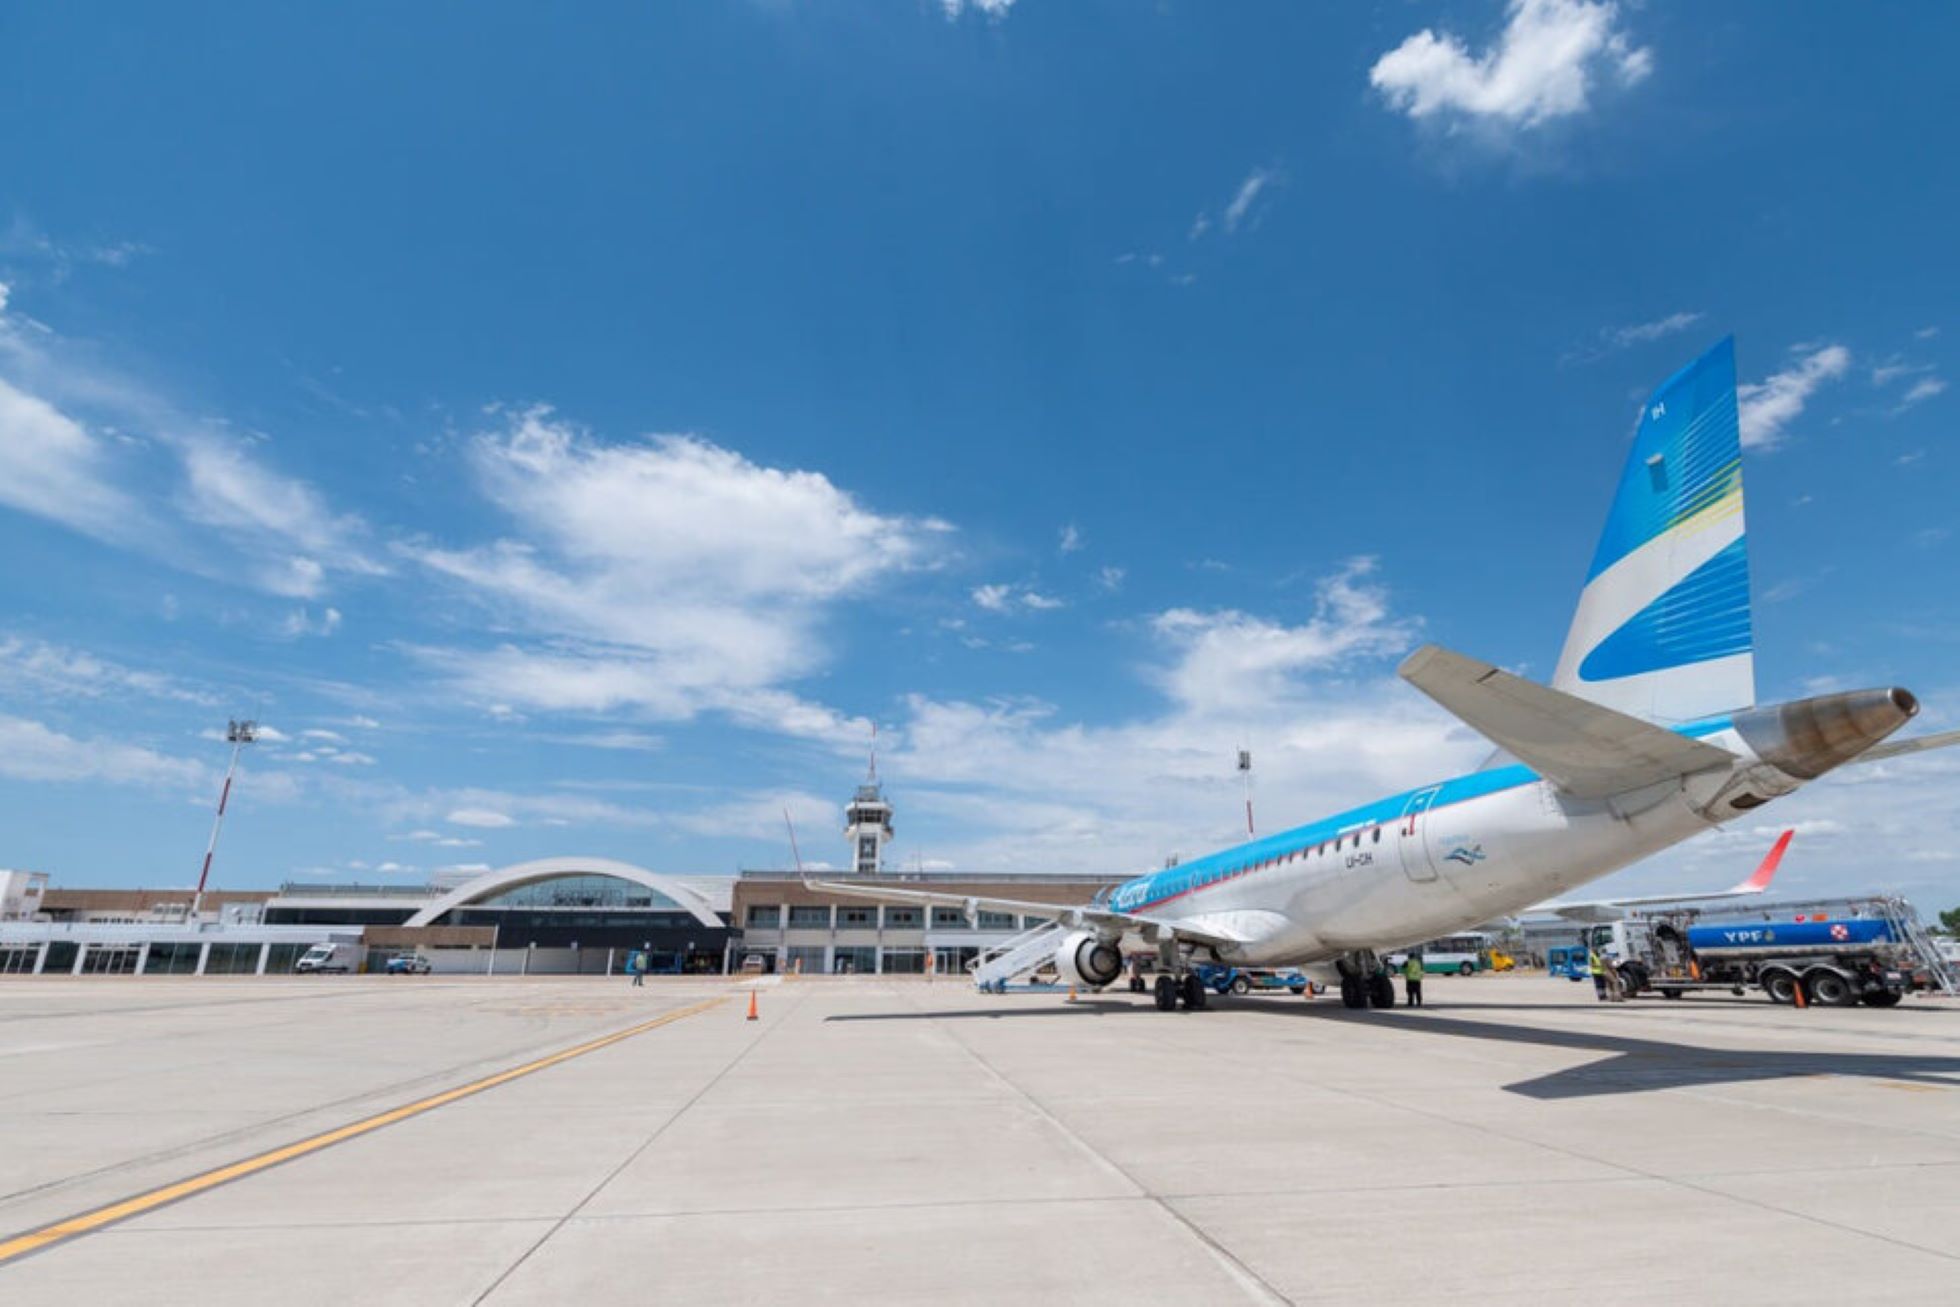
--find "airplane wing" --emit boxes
[1534,829,1792,922]
[1852,726,1960,764]
[1398,644,1736,799]
[806,880,1249,949]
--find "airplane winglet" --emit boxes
[1732,828,1792,894]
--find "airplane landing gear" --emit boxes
[1338,952,1388,1012]
[1181,973,1208,1011]
[1153,975,1178,1011]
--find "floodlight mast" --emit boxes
[190,719,256,923]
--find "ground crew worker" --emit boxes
[1402,952,1424,1007]
[628,951,645,987]
[1588,946,1607,1001]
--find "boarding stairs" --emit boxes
[969,919,1066,991]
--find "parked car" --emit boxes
[384,953,431,975]
[739,954,768,975]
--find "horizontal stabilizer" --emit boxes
[1853,726,1960,765]
[1399,644,1735,799]
[1536,828,1791,920]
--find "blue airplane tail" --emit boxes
[1551,337,1755,723]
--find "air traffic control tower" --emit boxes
[843,772,893,874]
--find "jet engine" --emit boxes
[1054,930,1123,989]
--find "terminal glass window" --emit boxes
[746,905,782,928]
[787,905,831,928]
[783,946,827,973]
[976,911,1016,930]
[1020,915,1051,930]
[883,907,923,928]
[930,907,968,930]
[264,943,309,974]
[832,946,876,974]
[204,943,262,975]
[142,942,200,975]
[476,874,681,910]
[837,906,877,928]
[881,947,926,973]
[82,945,139,975]
[0,947,37,975]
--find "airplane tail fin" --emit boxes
[1552,337,1754,724]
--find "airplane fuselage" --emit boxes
[1106,715,1812,969]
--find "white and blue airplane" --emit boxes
[820,338,1960,1011]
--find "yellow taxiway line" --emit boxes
[0,994,725,1266]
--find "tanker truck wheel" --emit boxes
[1761,971,1799,1005]
[1807,971,1855,1007]
[1861,990,1903,1008]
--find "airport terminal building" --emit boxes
[0,776,1125,978]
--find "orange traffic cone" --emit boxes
[1792,980,1807,1010]
[746,989,759,1021]
[1067,985,1077,1003]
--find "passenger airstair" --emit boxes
[969,919,1065,992]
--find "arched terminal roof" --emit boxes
[402,857,726,929]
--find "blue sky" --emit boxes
[2,1,1956,908]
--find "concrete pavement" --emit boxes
[2,972,1956,1303]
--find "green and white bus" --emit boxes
[1390,933,1494,976]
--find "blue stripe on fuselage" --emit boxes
[1108,714,1734,915]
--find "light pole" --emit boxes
[191,719,256,924]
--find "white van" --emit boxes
[295,942,363,974]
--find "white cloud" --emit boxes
[972,583,1013,613]
[301,729,345,743]
[941,0,1014,19]
[0,636,218,705]
[0,713,206,789]
[1611,311,1702,349]
[973,583,1064,614]
[0,376,150,544]
[279,606,343,638]
[1058,523,1082,554]
[1222,168,1274,234]
[0,302,381,597]
[447,806,516,828]
[1898,377,1946,410]
[1370,0,1652,129]
[1737,344,1850,451]
[0,281,9,313]
[176,438,382,597]
[881,559,1464,874]
[407,408,941,740]
[1096,566,1126,592]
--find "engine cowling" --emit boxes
[1054,930,1123,989]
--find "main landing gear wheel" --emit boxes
[1339,975,1367,1009]
[1368,974,1397,1009]
[1153,975,1178,1011]
[1181,973,1209,1011]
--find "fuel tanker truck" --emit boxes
[1585,895,1954,1007]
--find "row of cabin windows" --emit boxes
[1188,825,1387,887]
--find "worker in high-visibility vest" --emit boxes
[1401,952,1424,1007]
[1587,947,1608,1001]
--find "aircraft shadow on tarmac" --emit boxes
[828,1000,1960,1100]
